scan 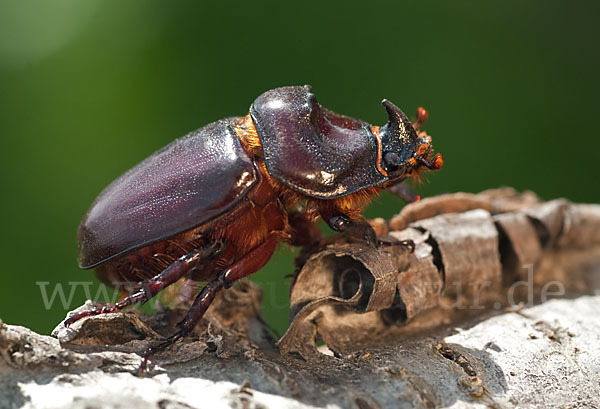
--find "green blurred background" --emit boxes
[1,0,598,336]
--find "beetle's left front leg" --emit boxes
[140,233,279,374]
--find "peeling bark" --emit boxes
[1,189,599,409]
[279,189,600,359]
[2,296,599,408]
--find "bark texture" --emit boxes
[1,189,599,409]
[279,189,600,358]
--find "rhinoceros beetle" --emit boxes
[66,85,443,369]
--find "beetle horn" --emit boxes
[381,99,414,139]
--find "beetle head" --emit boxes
[378,100,442,182]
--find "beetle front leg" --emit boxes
[64,241,224,327]
[324,211,415,251]
[139,233,279,374]
[388,182,420,203]
[327,213,378,247]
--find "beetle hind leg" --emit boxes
[64,241,224,327]
[139,233,279,375]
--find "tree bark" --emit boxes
[1,189,599,409]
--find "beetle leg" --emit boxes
[289,209,322,246]
[419,153,444,170]
[64,241,224,327]
[388,182,421,203]
[376,238,416,253]
[139,233,279,375]
[328,214,377,247]
[324,212,415,252]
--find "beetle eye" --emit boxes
[383,152,402,171]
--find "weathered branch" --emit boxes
[279,189,600,358]
[1,189,599,409]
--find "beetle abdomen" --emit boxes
[94,168,290,288]
[78,118,258,269]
